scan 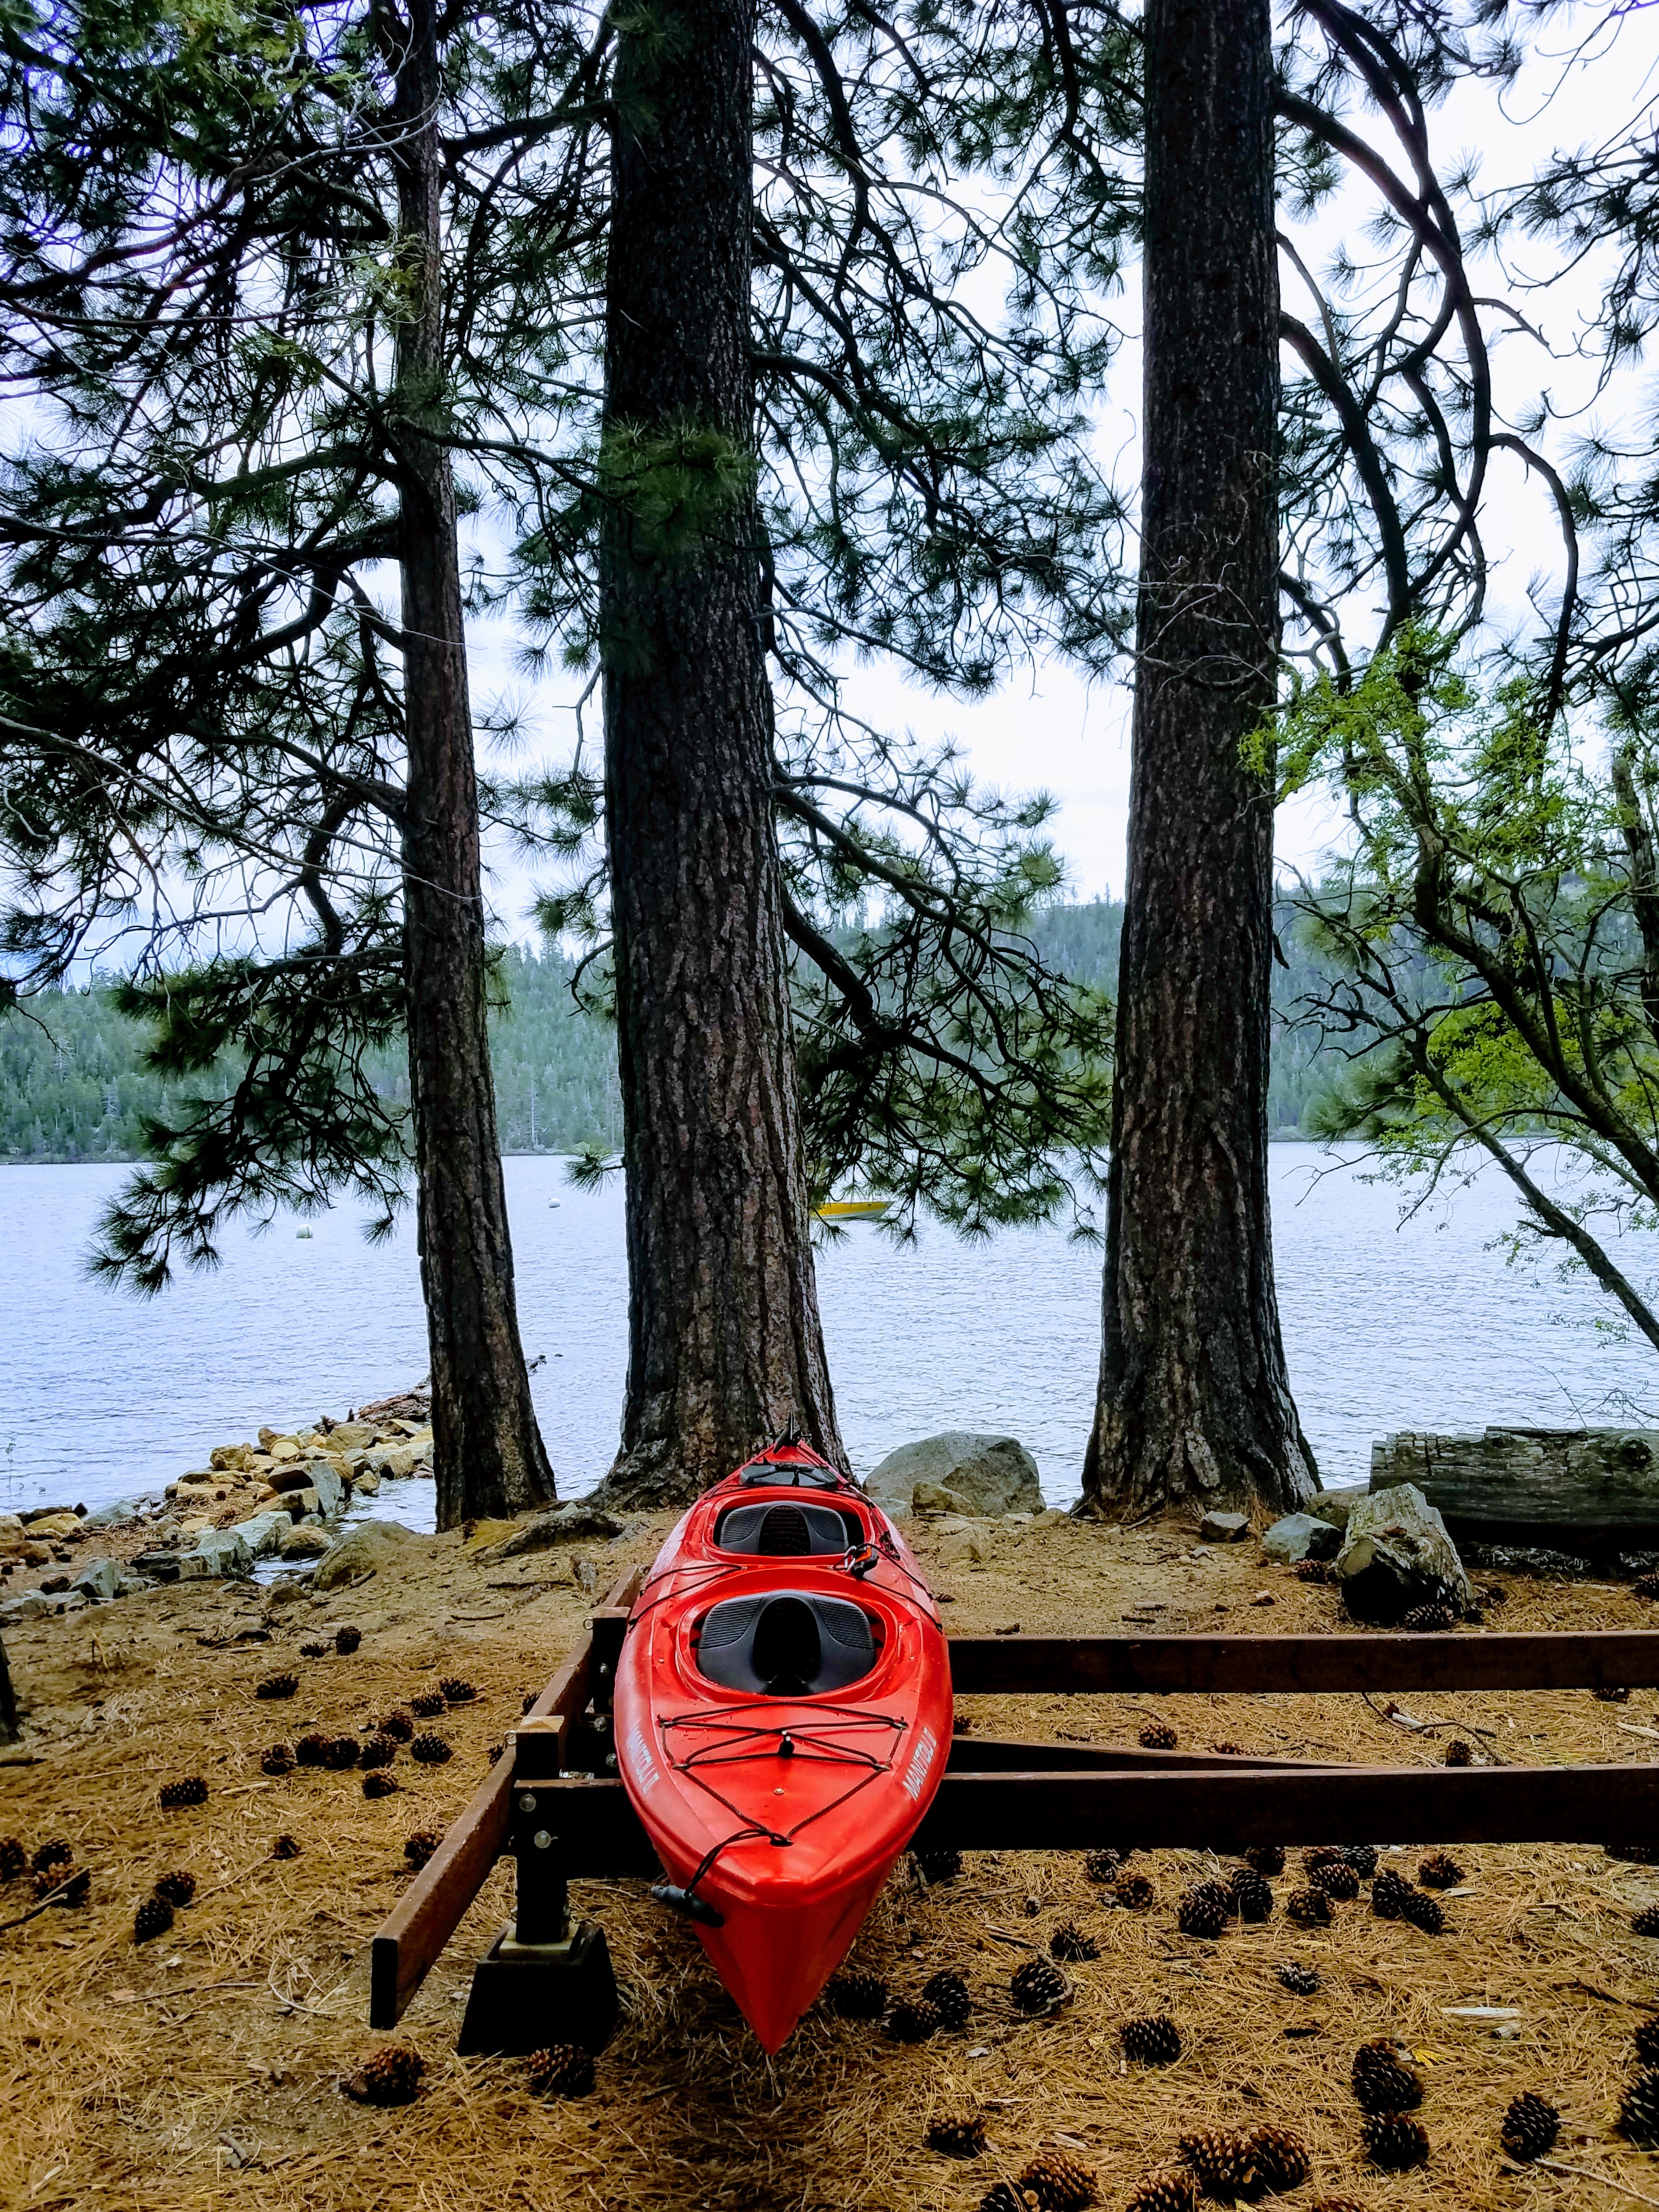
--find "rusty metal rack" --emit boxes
[369,1565,1659,2053]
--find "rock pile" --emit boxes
[0,1398,433,1625]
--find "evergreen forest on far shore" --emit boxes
[0,899,1341,1165]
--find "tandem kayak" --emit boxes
[613,1438,952,2051]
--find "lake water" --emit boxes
[3,1146,1658,1525]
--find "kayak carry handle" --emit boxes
[650,1883,726,1928]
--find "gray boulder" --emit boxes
[1309,1488,1368,1529]
[81,1498,141,1528]
[865,1432,1043,1519]
[1335,1482,1474,1624]
[302,1460,344,1518]
[234,1510,296,1559]
[69,1557,122,1602]
[1261,1512,1342,1564]
[1199,1509,1251,1544]
[312,1518,418,1589]
[183,1528,253,1579]
[476,1503,628,1562]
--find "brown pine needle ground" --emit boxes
[3,1509,1659,2210]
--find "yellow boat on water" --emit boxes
[815,1198,892,1220]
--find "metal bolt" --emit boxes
[518,1792,538,1812]
[533,1829,552,1851]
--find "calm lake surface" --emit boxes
[3,1146,1658,1524]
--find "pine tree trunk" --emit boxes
[1080,0,1316,1519]
[597,0,844,1507]
[393,0,557,1528]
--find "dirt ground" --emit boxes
[5,1509,1659,2211]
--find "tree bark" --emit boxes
[392,0,557,1528]
[1080,0,1316,1519]
[0,1629,17,1744]
[597,0,844,1507]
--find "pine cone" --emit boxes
[294,1732,331,1768]
[526,2042,594,2097]
[158,1776,208,1808]
[316,1734,355,1771]
[359,1733,398,1770]
[1126,2171,1197,2212]
[378,1709,416,1743]
[1361,2113,1428,2170]
[915,1846,963,1884]
[439,1676,477,1704]
[0,1838,24,1882]
[1111,1873,1157,1911]
[521,1691,538,1715]
[1370,1868,1413,1920]
[1634,1904,1659,1939]
[153,1869,196,1909]
[887,1996,942,2043]
[1403,1603,1456,1633]
[410,1732,452,1765]
[979,2187,1040,2212]
[1400,1889,1446,1934]
[363,1771,399,1799]
[133,1894,174,1942]
[1443,1738,1473,1767]
[31,1839,71,1876]
[299,1641,329,1659]
[260,1744,295,1777]
[1244,1844,1286,1877]
[1596,1685,1632,1702]
[1309,1858,1360,1902]
[1211,1741,1245,1756]
[272,1834,301,1860]
[1635,1572,1659,1601]
[1083,1847,1123,1883]
[1500,2090,1559,2162]
[410,1689,447,1719]
[1178,1879,1232,1938]
[1010,1956,1070,2015]
[1018,2151,1099,2210]
[1352,2038,1423,2114]
[1050,1918,1099,1963]
[1285,1887,1332,1927]
[1121,2014,1182,2065]
[1620,2067,1659,2145]
[1635,2018,1659,2066]
[1294,1559,1330,1584]
[921,1968,971,2027]
[926,2109,987,2158]
[1178,2127,1262,2201]
[1139,1720,1178,1750]
[335,1625,362,1655]
[1417,1850,1463,1889]
[51,1868,90,1907]
[826,1969,887,2020]
[1247,2125,1309,2192]
[354,2043,425,2106]
[403,1829,443,1871]
[256,1673,298,1700]
[1227,1867,1274,1923]
[1342,1844,1379,1879]
[1275,1960,1320,1995]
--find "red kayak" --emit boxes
[613,1439,952,2052]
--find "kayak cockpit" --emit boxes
[712,1498,862,1554]
[694,1588,879,1696]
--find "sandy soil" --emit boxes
[3,1509,1659,2211]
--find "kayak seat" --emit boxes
[695,1591,877,1696]
[714,1501,857,1555]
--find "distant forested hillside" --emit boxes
[0,902,1339,1163]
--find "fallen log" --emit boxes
[1372,1427,1659,1547]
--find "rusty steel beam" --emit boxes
[945,1630,1659,1696]
[368,1564,643,2031]
[509,1757,1659,1875]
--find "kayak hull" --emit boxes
[613,1443,950,2050]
